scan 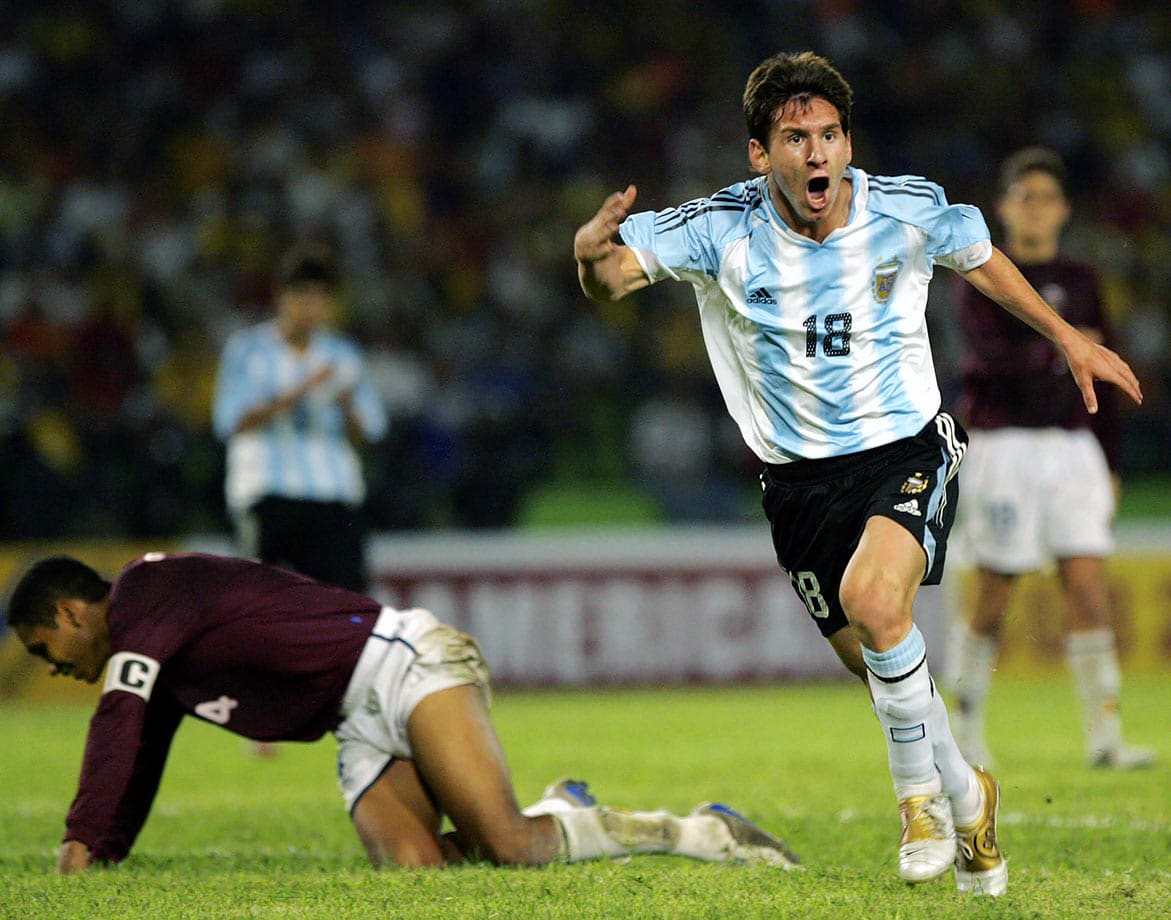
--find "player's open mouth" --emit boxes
[807,176,829,210]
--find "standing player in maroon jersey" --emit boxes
[947,147,1154,770]
[4,552,801,873]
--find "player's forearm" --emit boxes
[964,247,1142,410]
[961,248,1080,349]
[576,247,651,302]
[232,383,312,433]
[577,253,626,301]
[233,399,288,433]
[343,406,372,444]
[231,364,336,434]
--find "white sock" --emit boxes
[948,623,998,753]
[1066,628,1123,756]
[522,796,573,817]
[674,814,735,862]
[553,808,734,863]
[863,626,941,799]
[928,690,983,826]
[552,808,628,860]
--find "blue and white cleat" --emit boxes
[692,803,802,869]
[522,777,598,816]
[543,778,598,808]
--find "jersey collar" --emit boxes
[760,166,865,243]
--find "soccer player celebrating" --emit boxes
[5,552,800,874]
[948,146,1155,771]
[574,51,1143,896]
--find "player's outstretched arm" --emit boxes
[960,247,1143,413]
[231,364,333,434]
[574,185,651,301]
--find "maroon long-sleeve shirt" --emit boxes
[65,552,381,863]
[954,254,1121,470]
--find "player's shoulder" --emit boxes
[115,551,185,588]
[115,552,231,594]
[654,177,766,237]
[862,170,953,224]
[222,319,276,353]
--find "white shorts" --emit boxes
[334,606,491,813]
[958,427,1115,574]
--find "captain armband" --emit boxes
[102,652,161,701]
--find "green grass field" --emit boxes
[1,676,1167,919]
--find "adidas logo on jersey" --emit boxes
[746,287,777,305]
[893,499,921,517]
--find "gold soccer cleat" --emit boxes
[954,765,1008,896]
[897,793,956,883]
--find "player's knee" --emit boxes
[385,839,446,868]
[357,822,445,869]
[839,569,908,633]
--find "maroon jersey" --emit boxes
[954,255,1121,470]
[66,552,380,863]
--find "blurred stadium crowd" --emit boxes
[0,0,1168,539]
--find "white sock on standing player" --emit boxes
[1065,627,1123,757]
[948,623,998,759]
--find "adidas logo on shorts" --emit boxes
[893,499,922,517]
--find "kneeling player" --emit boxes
[5,552,800,872]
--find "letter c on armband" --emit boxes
[102,652,161,701]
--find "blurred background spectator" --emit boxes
[0,0,1167,538]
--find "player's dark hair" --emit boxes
[743,51,854,145]
[4,556,111,630]
[276,242,341,291]
[999,146,1067,196]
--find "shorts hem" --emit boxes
[867,509,935,582]
[347,756,396,815]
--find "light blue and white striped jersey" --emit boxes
[212,320,387,512]
[619,166,992,463]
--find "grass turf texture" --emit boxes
[1,677,1167,919]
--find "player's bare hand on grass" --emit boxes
[574,185,637,263]
[58,840,91,874]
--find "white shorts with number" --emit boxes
[959,427,1114,574]
[334,606,491,812]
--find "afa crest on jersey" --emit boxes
[872,257,902,303]
[900,471,930,494]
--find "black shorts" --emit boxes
[244,496,368,593]
[760,411,967,638]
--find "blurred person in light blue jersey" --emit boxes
[213,242,387,595]
[574,51,1144,897]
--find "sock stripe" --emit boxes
[866,652,927,684]
[862,625,928,679]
